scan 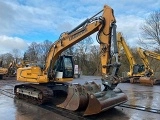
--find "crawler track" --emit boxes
[0,88,90,120]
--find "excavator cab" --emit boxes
[53,55,74,78]
[133,64,145,74]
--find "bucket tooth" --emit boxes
[139,77,154,86]
[57,83,88,111]
[83,89,128,116]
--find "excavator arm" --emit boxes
[141,48,160,60]
[117,32,137,76]
[137,47,154,77]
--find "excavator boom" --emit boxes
[117,32,137,77]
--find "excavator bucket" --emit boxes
[57,82,128,116]
[57,83,89,110]
[139,76,154,86]
[83,89,128,116]
[57,82,101,110]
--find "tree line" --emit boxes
[0,10,160,76]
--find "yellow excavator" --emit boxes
[15,5,127,116]
[0,60,8,79]
[5,60,17,77]
[0,60,18,79]
[117,32,153,84]
[138,47,160,85]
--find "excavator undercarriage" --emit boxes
[14,81,127,116]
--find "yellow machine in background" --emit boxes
[137,47,154,77]
[117,32,153,84]
[6,60,16,77]
[0,60,18,79]
[138,47,160,85]
[0,60,8,79]
[15,5,127,116]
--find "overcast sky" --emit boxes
[0,0,159,54]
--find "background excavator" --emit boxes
[117,32,153,84]
[0,60,18,79]
[14,5,127,116]
[6,60,17,77]
[138,47,160,85]
[0,60,8,79]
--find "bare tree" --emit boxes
[0,53,14,67]
[89,45,101,75]
[74,37,94,75]
[25,40,52,66]
[39,40,52,62]
[26,42,39,62]
[12,49,21,63]
[140,10,160,50]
